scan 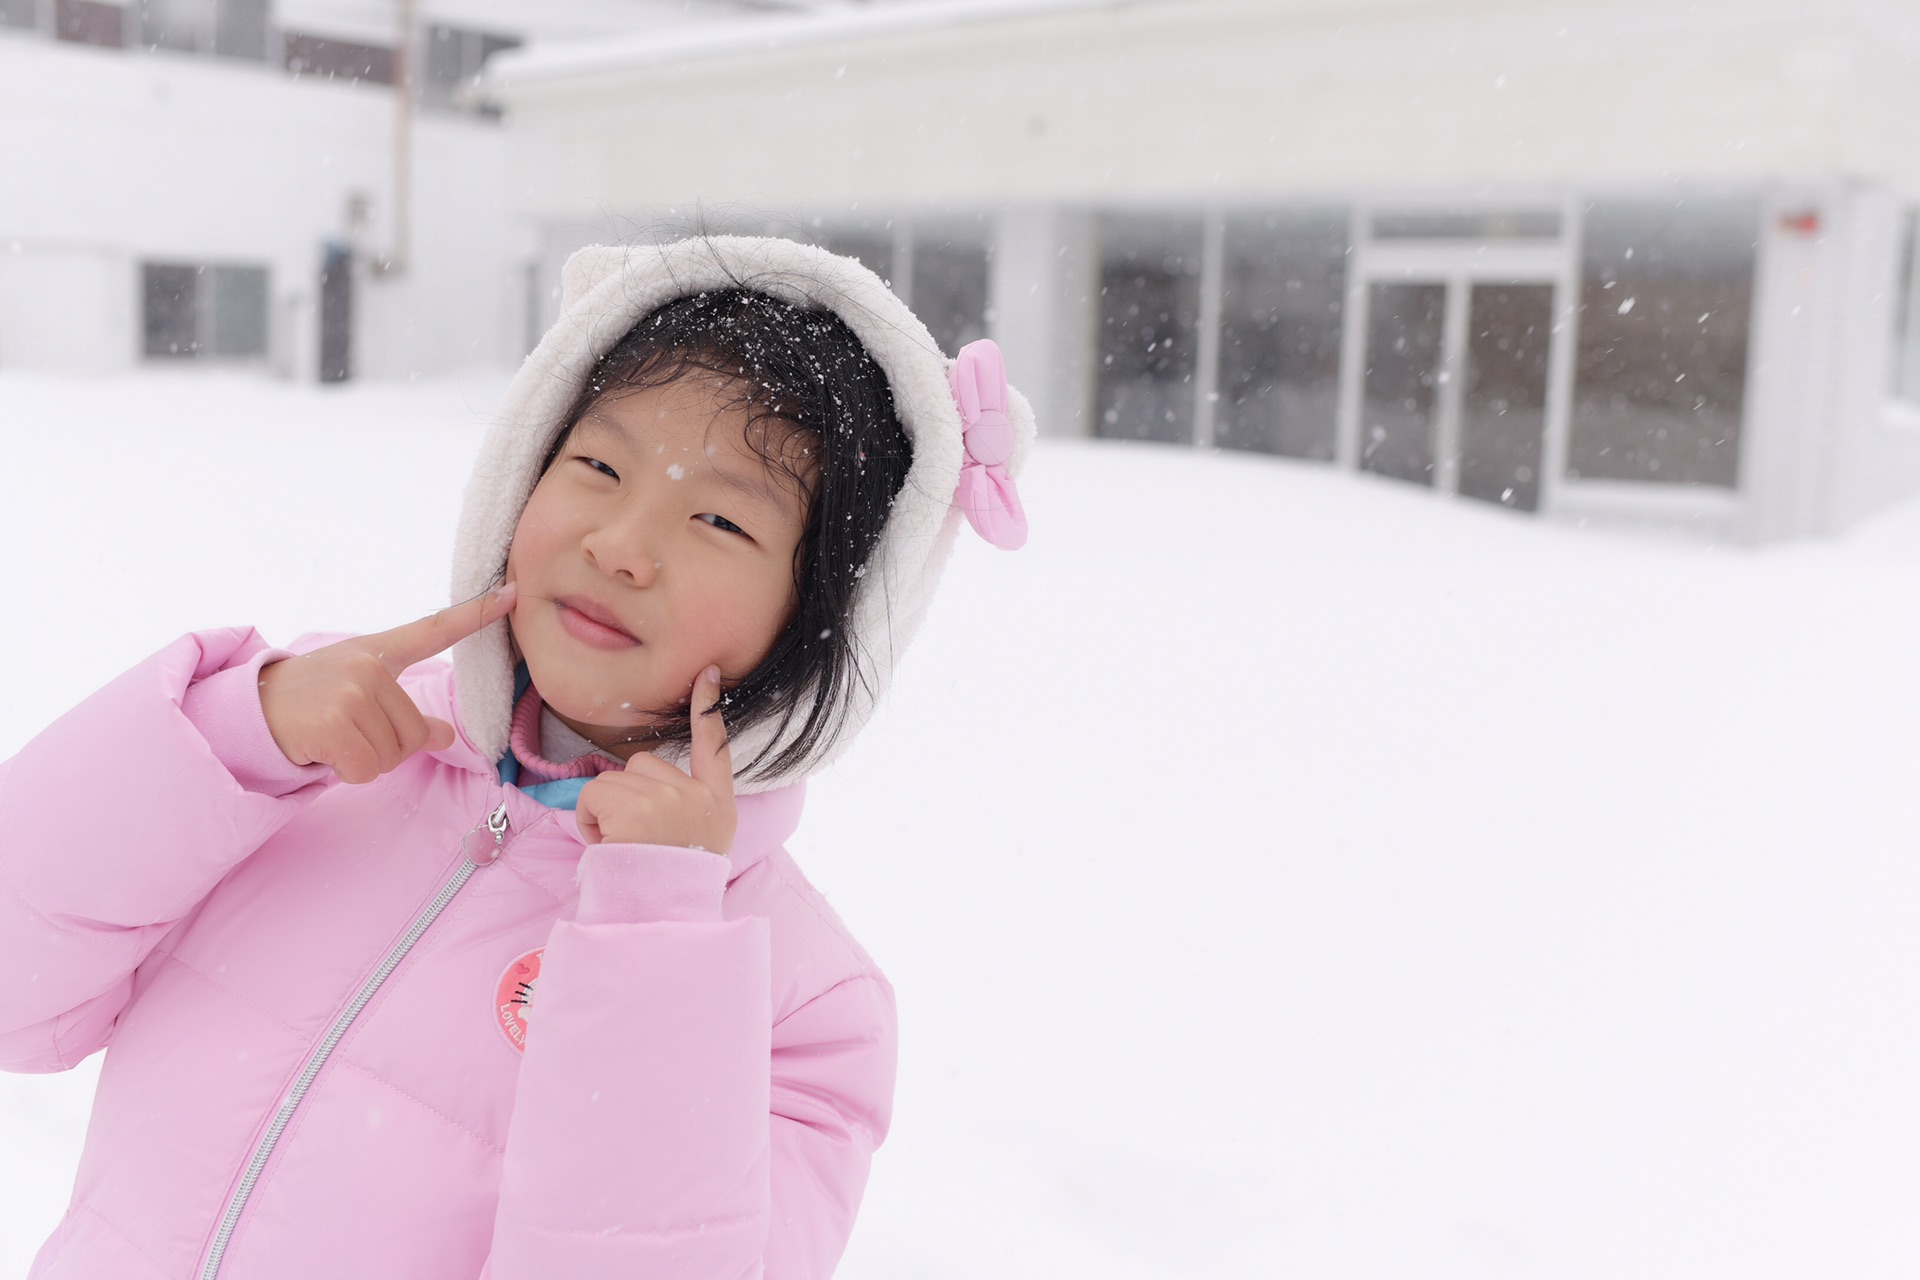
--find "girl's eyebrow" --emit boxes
[707,459,804,518]
[577,411,802,517]
[572,411,626,442]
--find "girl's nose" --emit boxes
[580,519,659,586]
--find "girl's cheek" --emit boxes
[674,585,758,657]
[508,501,565,568]
[672,601,730,656]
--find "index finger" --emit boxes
[687,664,734,791]
[364,582,517,674]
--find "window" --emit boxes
[209,0,264,60]
[137,0,199,51]
[1095,215,1203,444]
[815,222,986,354]
[142,262,269,360]
[1892,210,1920,404]
[283,31,395,85]
[421,24,520,113]
[135,0,264,59]
[144,265,198,357]
[909,232,989,355]
[1216,210,1347,459]
[1,0,39,32]
[55,0,123,47]
[1360,282,1446,486]
[320,243,351,383]
[1569,199,1758,487]
[820,232,894,287]
[1460,283,1553,510]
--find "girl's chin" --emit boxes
[538,693,667,750]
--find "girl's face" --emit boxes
[505,376,813,757]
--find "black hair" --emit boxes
[532,286,912,782]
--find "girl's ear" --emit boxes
[559,246,630,314]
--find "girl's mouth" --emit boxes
[555,597,640,650]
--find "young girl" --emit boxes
[0,237,1033,1279]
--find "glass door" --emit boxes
[1360,282,1447,487]
[1358,274,1557,512]
[1459,282,1553,511]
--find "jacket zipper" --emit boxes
[196,799,513,1280]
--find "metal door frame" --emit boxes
[1336,209,1579,513]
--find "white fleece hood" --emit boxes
[448,236,1036,793]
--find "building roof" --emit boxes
[483,0,1145,85]
[480,0,1920,210]
[277,0,790,47]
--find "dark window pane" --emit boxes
[210,265,268,357]
[1096,215,1202,444]
[1570,199,1758,487]
[136,0,207,50]
[1217,210,1347,459]
[212,0,263,59]
[910,237,989,355]
[283,31,395,85]
[821,234,894,288]
[143,263,201,358]
[56,0,124,47]
[0,0,38,30]
[420,25,519,112]
[1461,284,1553,511]
[471,34,519,117]
[422,23,469,106]
[320,243,353,383]
[1361,282,1446,485]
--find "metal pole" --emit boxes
[1192,208,1225,449]
[380,0,415,276]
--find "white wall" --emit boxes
[0,245,136,375]
[0,33,528,379]
[356,115,532,379]
[1717,180,1920,541]
[493,0,1920,215]
[1821,186,1920,534]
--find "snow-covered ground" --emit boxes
[3,371,1918,1278]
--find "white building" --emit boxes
[486,0,1920,543]
[0,0,787,383]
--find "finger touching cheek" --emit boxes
[574,783,601,844]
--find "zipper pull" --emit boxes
[462,801,512,867]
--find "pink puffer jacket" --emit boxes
[0,626,896,1279]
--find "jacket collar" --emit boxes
[417,659,803,882]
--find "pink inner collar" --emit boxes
[509,685,623,783]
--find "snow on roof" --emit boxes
[483,0,1148,88]
[276,0,759,48]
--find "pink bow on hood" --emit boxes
[949,340,1029,551]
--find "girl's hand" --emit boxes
[257,584,517,784]
[575,666,738,854]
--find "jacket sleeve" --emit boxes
[0,628,333,1073]
[483,844,897,1280]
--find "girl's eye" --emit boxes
[698,513,747,535]
[579,457,619,480]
